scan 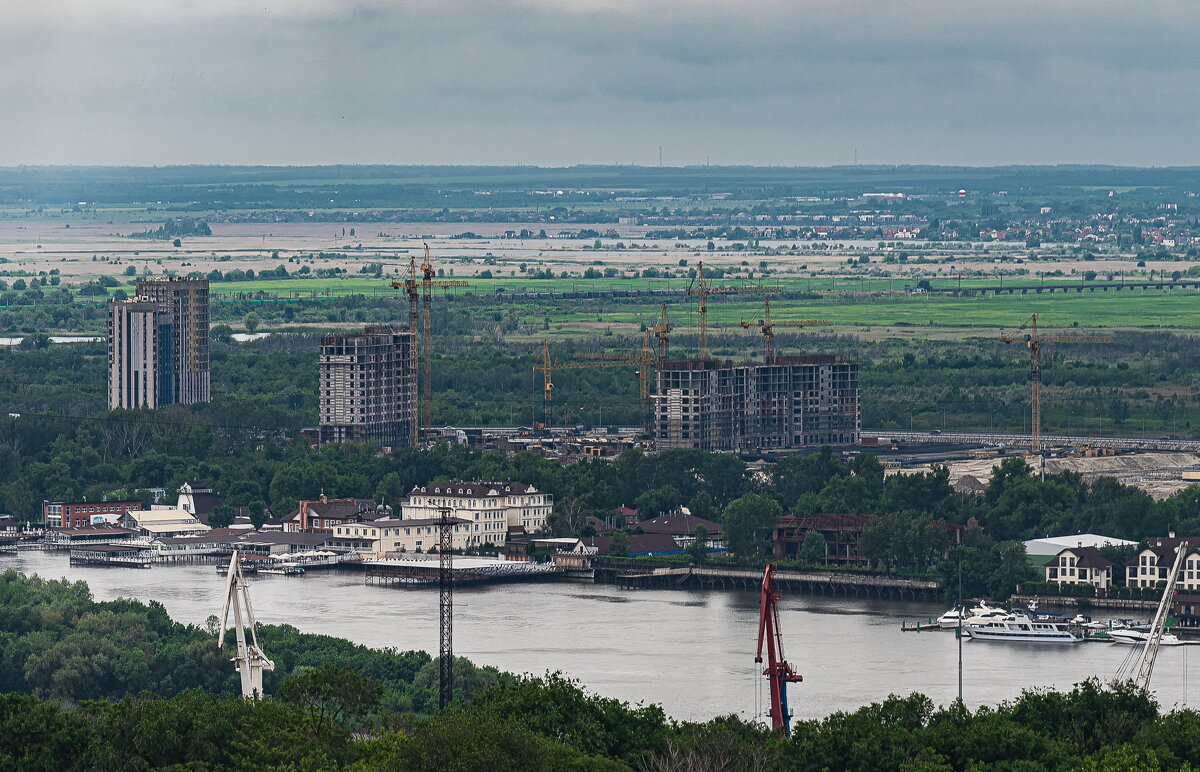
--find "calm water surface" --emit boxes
[7,551,1197,722]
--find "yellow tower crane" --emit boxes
[533,340,630,430]
[389,255,421,446]
[685,261,779,360]
[649,304,673,359]
[389,243,469,440]
[574,330,658,430]
[739,299,829,361]
[998,313,1112,455]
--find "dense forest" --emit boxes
[2,571,1200,770]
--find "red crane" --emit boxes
[755,564,803,736]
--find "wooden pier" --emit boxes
[68,545,154,569]
[597,562,942,600]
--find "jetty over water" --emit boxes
[597,560,942,600]
[359,556,560,587]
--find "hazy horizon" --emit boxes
[5,1,1200,168]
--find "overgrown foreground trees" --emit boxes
[4,572,1200,769]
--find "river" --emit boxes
[5,550,1196,722]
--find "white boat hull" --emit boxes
[1108,631,1183,646]
[967,628,1082,644]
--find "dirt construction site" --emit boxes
[897,452,1200,500]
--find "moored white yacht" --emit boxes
[937,601,1008,629]
[965,613,1083,643]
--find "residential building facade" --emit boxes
[654,355,860,452]
[42,500,143,529]
[329,516,472,556]
[402,481,552,547]
[108,299,174,410]
[318,327,416,449]
[282,495,379,533]
[135,277,210,405]
[1126,537,1200,590]
[1044,546,1114,590]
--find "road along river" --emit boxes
[6,550,1197,722]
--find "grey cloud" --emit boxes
[2,0,1200,165]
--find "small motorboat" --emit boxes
[1107,625,1183,646]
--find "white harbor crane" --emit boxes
[1115,540,1188,690]
[217,550,275,699]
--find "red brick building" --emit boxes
[42,500,142,529]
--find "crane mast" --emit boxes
[534,340,630,429]
[999,313,1111,455]
[687,262,780,360]
[389,244,468,443]
[739,299,828,361]
[217,551,274,699]
[650,304,673,359]
[421,244,434,433]
[755,564,803,736]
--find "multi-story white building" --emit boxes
[402,481,553,547]
[1126,536,1200,589]
[329,516,472,556]
[1043,546,1114,590]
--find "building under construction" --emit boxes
[654,355,860,452]
[318,326,416,450]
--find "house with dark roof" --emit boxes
[1126,536,1200,590]
[636,513,723,549]
[282,494,379,533]
[772,513,964,564]
[1045,546,1114,590]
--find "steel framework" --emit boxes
[438,506,454,710]
[217,550,275,699]
[755,563,803,735]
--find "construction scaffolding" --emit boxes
[654,356,860,453]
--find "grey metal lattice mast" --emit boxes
[438,506,454,709]
[1135,540,1189,690]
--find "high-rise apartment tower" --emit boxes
[108,299,174,410]
[135,277,210,404]
[319,326,416,449]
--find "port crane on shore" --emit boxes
[739,299,829,360]
[217,551,274,699]
[756,564,803,736]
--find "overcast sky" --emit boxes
[3,0,1199,167]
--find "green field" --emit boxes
[200,276,1200,331]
